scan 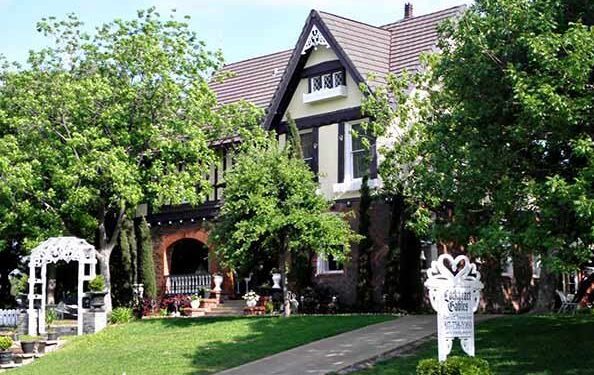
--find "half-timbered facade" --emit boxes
[147,4,466,304]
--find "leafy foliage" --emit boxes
[138,217,156,300]
[0,336,12,351]
[416,356,491,375]
[89,275,106,292]
[109,307,135,324]
[211,129,360,315]
[356,176,374,308]
[362,0,594,274]
[0,8,260,311]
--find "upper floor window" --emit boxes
[350,123,368,179]
[310,70,344,93]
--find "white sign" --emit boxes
[425,254,484,361]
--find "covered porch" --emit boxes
[151,223,235,297]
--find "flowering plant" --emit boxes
[242,291,260,304]
[190,294,201,302]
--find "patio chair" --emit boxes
[55,301,78,319]
[556,290,578,314]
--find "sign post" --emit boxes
[425,254,484,361]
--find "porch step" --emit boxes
[203,300,245,317]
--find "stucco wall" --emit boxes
[283,47,363,120]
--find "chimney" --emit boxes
[404,3,413,19]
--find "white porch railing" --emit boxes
[165,273,211,295]
[0,309,19,326]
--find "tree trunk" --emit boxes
[96,205,126,314]
[280,238,291,317]
[532,265,558,313]
[96,249,113,312]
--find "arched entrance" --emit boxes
[165,238,212,295]
[170,239,209,275]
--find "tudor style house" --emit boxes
[147,4,467,305]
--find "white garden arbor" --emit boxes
[28,237,97,336]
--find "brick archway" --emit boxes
[152,225,234,296]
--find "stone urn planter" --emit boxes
[90,291,108,310]
[88,275,108,311]
[213,275,223,292]
[190,298,201,310]
[271,273,282,289]
[246,299,258,308]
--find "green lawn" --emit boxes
[355,314,594,375]
[12,315,394,375]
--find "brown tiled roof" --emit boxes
[318,11,391,88]
[382,5,465,73]
[210,5,465,110]
[210,49,292,108]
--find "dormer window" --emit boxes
[309,70,344,93]
[303,69,347,104]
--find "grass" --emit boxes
[355,314,594,375]
[12,314,394,375]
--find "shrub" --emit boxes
[110,307,135,324]
[417,356,491,375]
[0,336,12,351]
[417,358,442,375]
[160,294,190,314]
[10,275,28,297]
[89,275,106,292]
[139,217,157,299]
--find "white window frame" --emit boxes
[316,254,344,275]
[333,121,380,193]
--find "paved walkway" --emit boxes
[218,314,499,375]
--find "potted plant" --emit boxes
[0,336,13,365]
[88,275,107,310]
[271,268,281,289]
[190,294,201,310]
[19,335,38,354]
[242,291,260,308]
[212,273,224,292]
[46,309,59,341]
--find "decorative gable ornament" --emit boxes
[425,254,484,361]
[302,25,330,55]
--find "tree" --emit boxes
[0,8,257,311]
[138,217,156,300]
[210,129,359,316]
[356,175,374,308]
[362,0,594,311]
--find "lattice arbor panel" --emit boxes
[28,237,97,336]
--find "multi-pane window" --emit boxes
[350,123,368,179]
[300,131,315,171]
[309,70,345,93]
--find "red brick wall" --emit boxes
[151,223,235,296]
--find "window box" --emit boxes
[303,85,347,104]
